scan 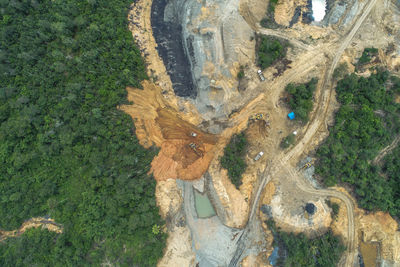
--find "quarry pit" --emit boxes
[126,0,400,266]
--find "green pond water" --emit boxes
[194,189,216,218]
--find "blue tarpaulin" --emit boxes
[288,112,295,120]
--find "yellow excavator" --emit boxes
[189,142,204,157]
[302,162,312,170]
[249,113,264,121]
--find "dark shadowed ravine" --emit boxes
[151,0,196,97]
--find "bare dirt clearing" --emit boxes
[120,81,217,181]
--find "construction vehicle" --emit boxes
[257,70,265,81]
[254,151,264,161]
[249,113,264,121]
[190,132,197,137]
[189,142,204,157]
[302,162,312,169]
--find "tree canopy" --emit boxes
[0,0,166,265]
[316,70,400,217]
[285,78,318,122]
[221,132,248,188]
[257,36,288,69]
[267,220,345,267]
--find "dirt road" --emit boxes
[230,0,378,266]
[372,135,400,165]
[0,217,62,242]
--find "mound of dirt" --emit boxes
[121,81,217,181]
[151,139,216,181]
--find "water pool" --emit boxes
[194,189,216,218]
[312,0,326,22]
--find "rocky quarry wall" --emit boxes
[152,0,256,121]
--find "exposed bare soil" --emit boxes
[0,217,62,242]
[120,81,217,181]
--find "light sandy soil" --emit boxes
[274,0,307,27]
[157,226,196,267]
[241,254,271,267]
[0,217,62,241]
[128,0,174,93]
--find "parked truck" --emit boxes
[257,70,265,81]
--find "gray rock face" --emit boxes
[321,0,363,28]
[151,0,196,97]
[152,0,255,119]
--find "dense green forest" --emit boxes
[316,70,400,217]
[221,132,248,188]
[0,228,58,266]
[381,145,400,217]
[285,78,318,122]
[267,220,345,267]
[257,36,287,69]
[0,0,166,265]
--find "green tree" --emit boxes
[0,0,166,265]
[221,132,248,188]
[257,36,288,69]
[285,78,318,122]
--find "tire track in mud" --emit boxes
[228,48,323,127]
[281,160,356,267]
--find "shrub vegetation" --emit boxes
[221,133,248,188]
[257,36,288,69]
[285,78,318,122]
[0,0,166,265]
[280,133,296,149]
[260,0,279,28]
[237,65,245,80]
[358,47,378,65]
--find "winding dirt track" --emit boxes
[372,135,400,165]
[230,0,378,266]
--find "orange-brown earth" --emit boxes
[120,81,217,181]
[0,217,62,242]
